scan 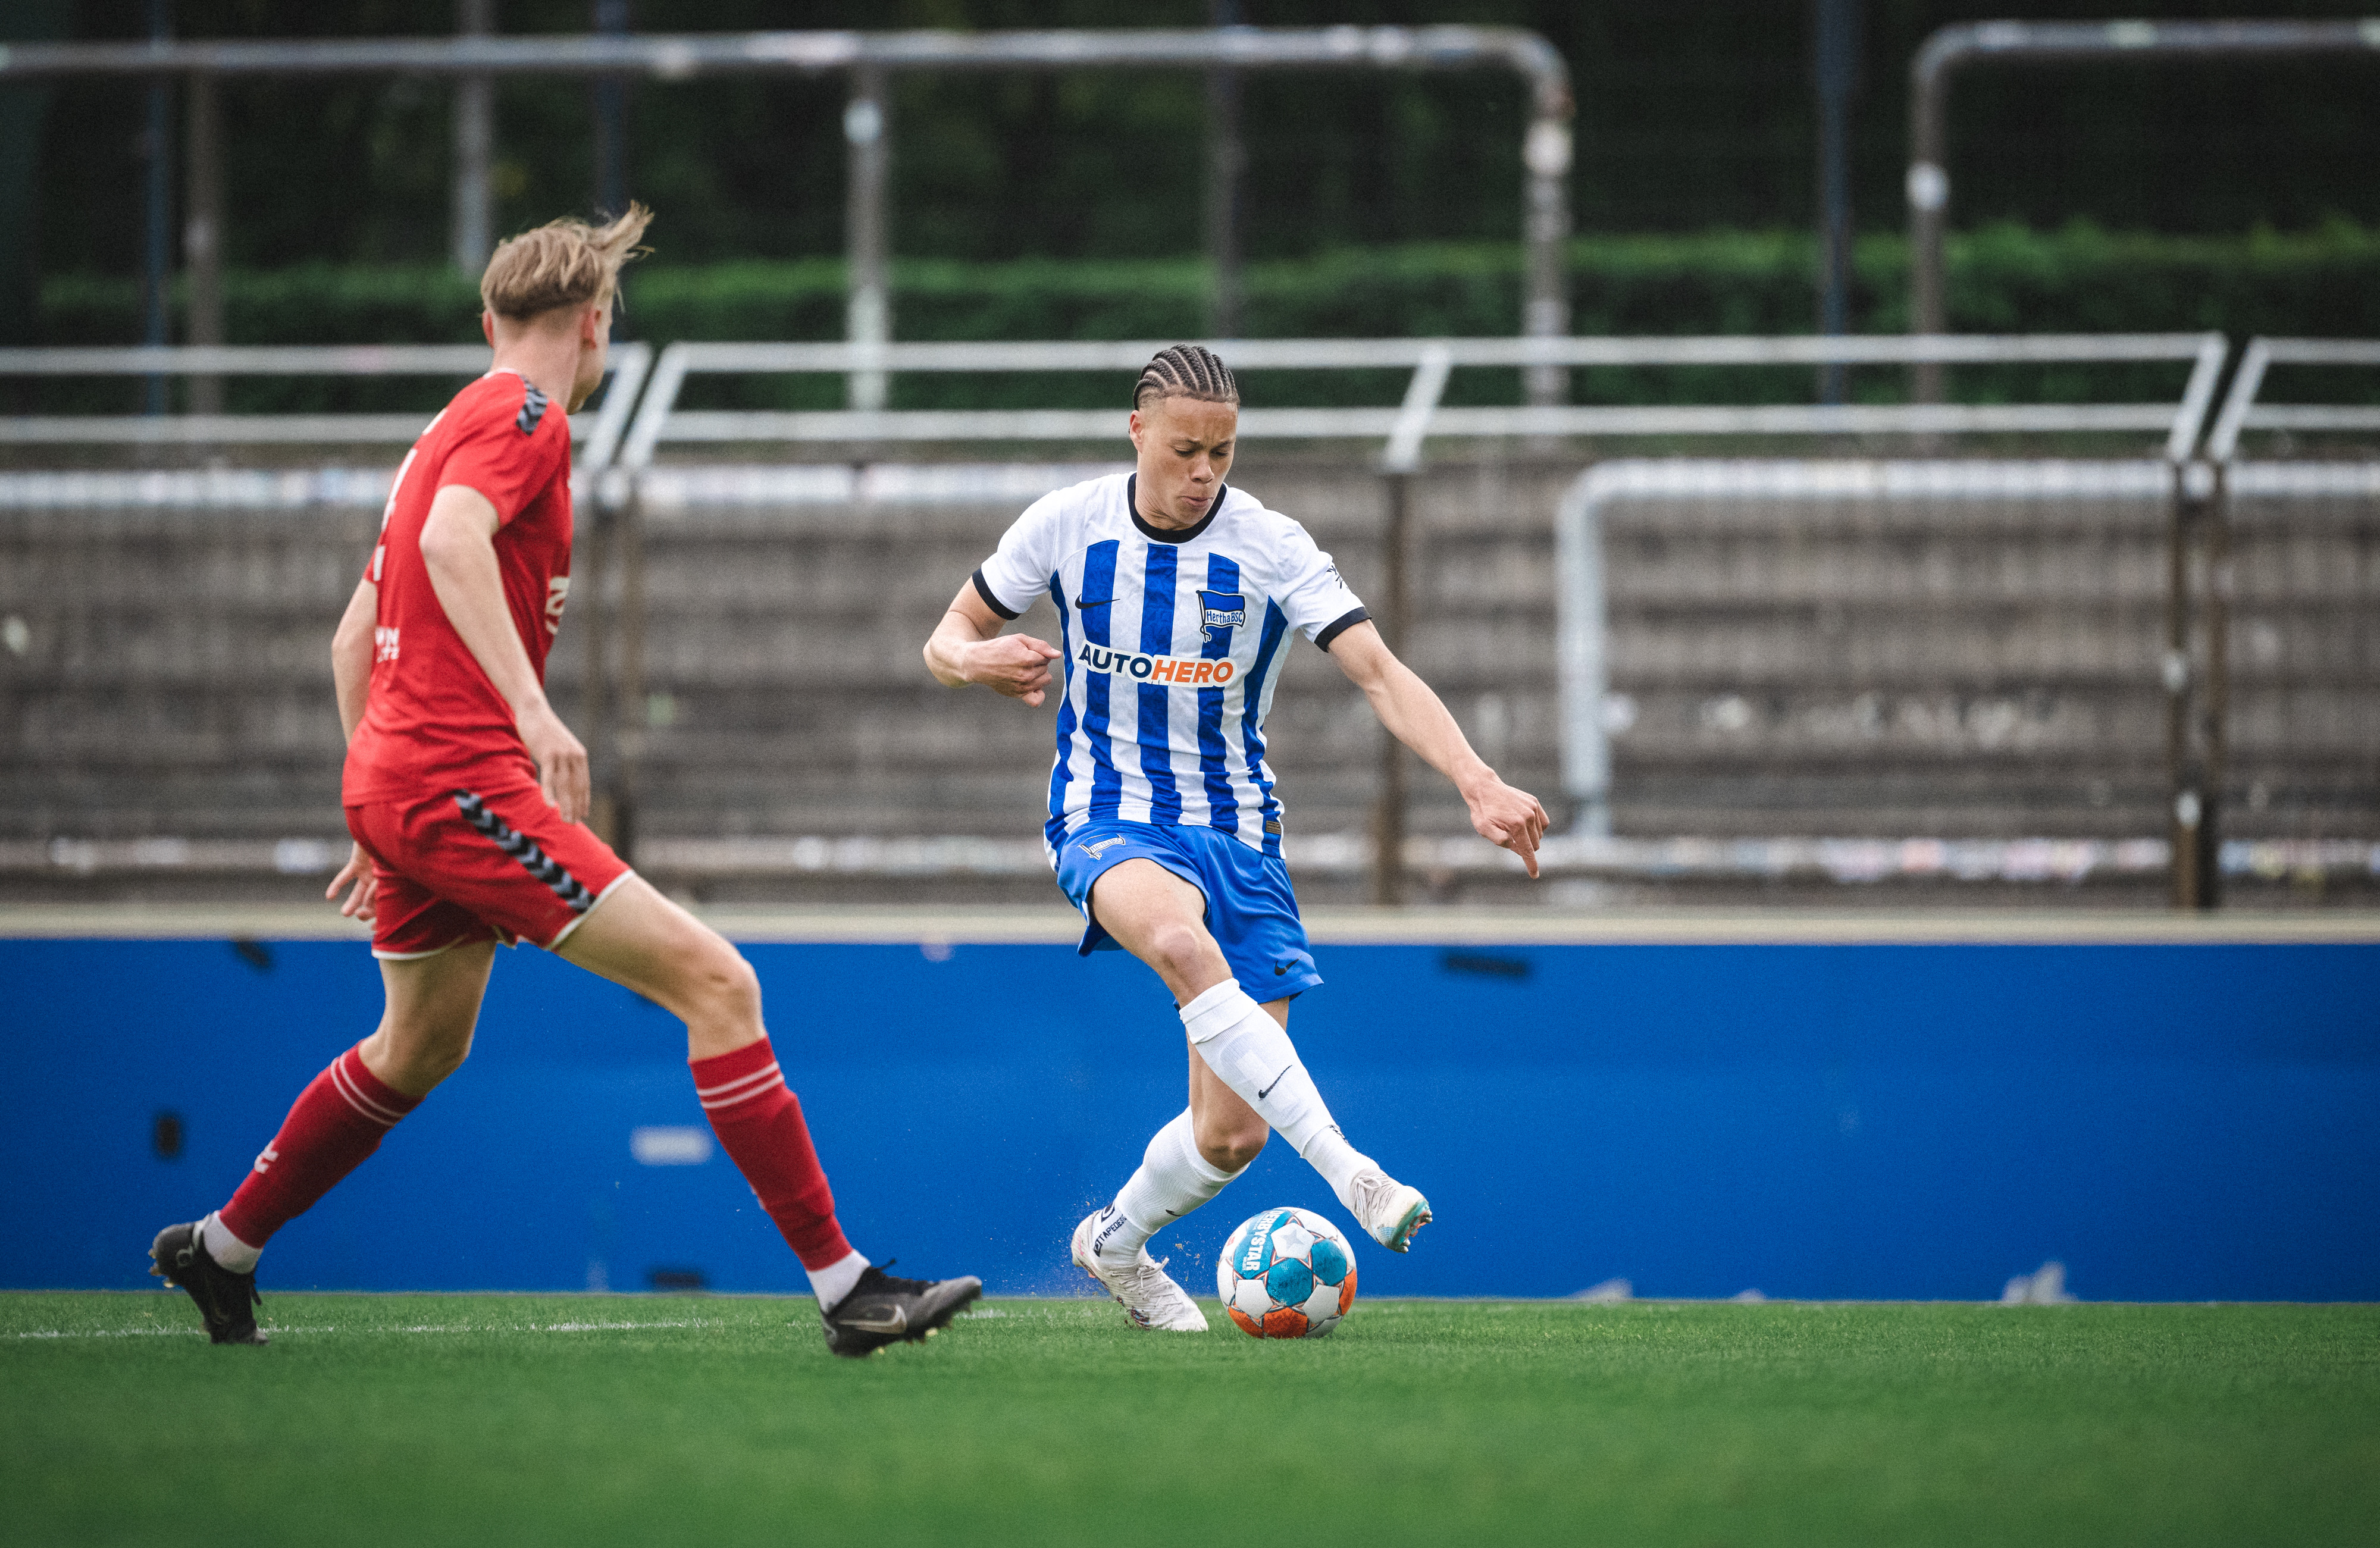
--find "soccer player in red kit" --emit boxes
[149,206,979,1355]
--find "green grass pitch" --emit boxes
[7,1292,2375,1546]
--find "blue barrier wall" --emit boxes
[4,935,2375,1301]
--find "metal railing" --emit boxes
[0,26,1572,411]
[0,343,653,471]
[2185,339,2380,908]
[1557,461,2191,861]
[615,330,2227,902]
[623,331,2231,470]
[0,330,2267,905]
[1528,334,2225,907]
[2204,337,2380,463]
[1905,17,2380,399]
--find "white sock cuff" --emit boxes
[1180,980,1259,1045]
[200,1211,260,1274]
[809,1248,870,1312]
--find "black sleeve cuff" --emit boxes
[970,568,1021,621]
[1314,606,1371,653]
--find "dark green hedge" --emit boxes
[30,221,2380,413]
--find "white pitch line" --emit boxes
[10,1320,716,1341]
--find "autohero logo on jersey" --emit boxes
[1075,643,1236,686]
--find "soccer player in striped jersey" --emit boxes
[149,208,978,1356]
[925,344,1548,1331]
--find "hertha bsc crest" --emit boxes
[1197,590,1247,643]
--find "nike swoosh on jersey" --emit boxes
[1073,596,1114,610]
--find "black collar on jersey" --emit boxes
[1127,474,1227,545]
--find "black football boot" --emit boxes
[150,1222,268,1346]
[818,1262,982,1358]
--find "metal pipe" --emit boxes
[580,476,613,844]
[1380,343,1452,474]
[2166,334,2229,464]
[2201,462,2229,910]
[0,28,1568,86]
[0,27,1574,394]
[1908,18,2380,400]
[181,68,223,415]
[1370,472,1411,905]
[0,339,652,451]
[616,472,646,866]
[591,0,628,218]
[140,0,171,416]
[1813,0,1859,406]
[1555,472,1612,836]
[2165,461,2202,910]
[450,0,492,271]
[1205,1,1245,340]
[844,64,889,414]
[631,329,2222,373]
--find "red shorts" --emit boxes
[345,784,633,960]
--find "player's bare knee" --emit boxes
[1200,1125,1265,1173]
[416,1029,474,1082]
[684,947,762,1029]
[1145,920,1223,990]
[364,1017,473,1093]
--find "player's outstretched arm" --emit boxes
[923,581,1061,707]
[1328,621,1550,878]
[325,572,381,920]
[419,482,590,821]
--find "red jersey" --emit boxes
[343,369,572,804]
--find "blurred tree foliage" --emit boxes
[31,0,2380,283]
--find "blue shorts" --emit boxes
[1053,820,1321,1004]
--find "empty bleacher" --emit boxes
[4,453,2374,905]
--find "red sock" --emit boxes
[217,1044,421,1250]
[693,1036,854,1270]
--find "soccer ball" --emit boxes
[1216,1206,1356,1339]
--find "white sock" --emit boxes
[1179,981,1372,1212]
[808,1248,870,1311]
[1101,1109,1241,1262]
[200,1211,260,1274]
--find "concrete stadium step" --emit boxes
[6,457,2375,907]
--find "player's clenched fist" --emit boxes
[965,634,1063,707]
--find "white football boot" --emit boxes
[1070,1208,1210,1332]
[1348,1168,1432,1252]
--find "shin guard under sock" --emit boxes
[692,1036,856,1273]
[1104,1109,1242,1260]
[217,1044,421,1257]
[1179,981,1371,1210]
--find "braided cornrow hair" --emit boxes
[1132,344,1239,411]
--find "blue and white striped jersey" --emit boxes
[972,472,1368,859]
